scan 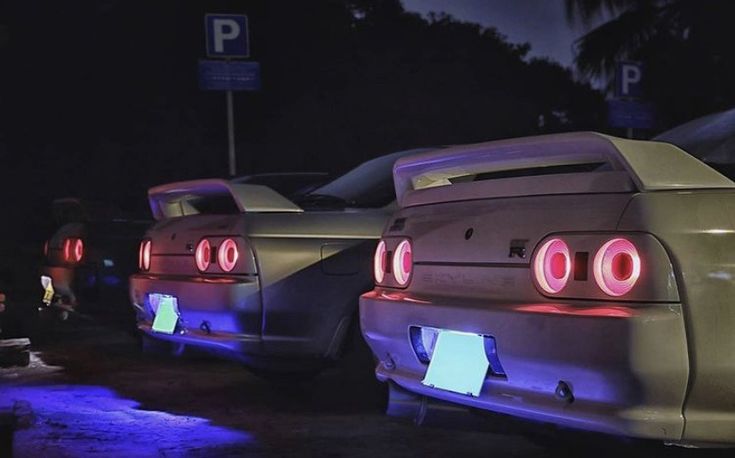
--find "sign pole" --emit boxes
[226,89,236,176]
[203,13,256,177]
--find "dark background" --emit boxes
[1,0,734,245]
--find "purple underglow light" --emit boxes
[0,384,256,456]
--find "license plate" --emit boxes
[150,294,180,335]
[421,330,489,397]
[41,276,55,305]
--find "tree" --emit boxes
[565,0,735,126]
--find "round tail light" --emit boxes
[593,238,641,296]
[217,238,239,272]
[373,240,387,283]
[392,239,413,286]
[533,238,571,294]
[73,239,84,263]
[195,239,212,272]
[139,240,152,271]
[64,238,84,263]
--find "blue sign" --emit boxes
[615,61,643,98]
[198,60,261,91]
[608,99,655,129]
[205,14,249,58]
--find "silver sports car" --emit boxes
[360,132,735,446]
[129,149,428,374]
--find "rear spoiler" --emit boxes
[148,179,303,220]
[394,132,735,208]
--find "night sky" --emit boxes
[403,0,604,68]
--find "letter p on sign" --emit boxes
[205,14,249,58]
[616,62,643,98]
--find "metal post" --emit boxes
[626,127,633,139]
[226,90,236,176]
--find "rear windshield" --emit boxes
[299,148,435,210]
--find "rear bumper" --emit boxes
[129,273,263,355]
[359,289,690,441]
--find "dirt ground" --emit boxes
[1,306,734,458]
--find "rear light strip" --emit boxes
[139,237,245,274]
[372,235,645,299]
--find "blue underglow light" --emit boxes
[102,275,122,286]
[0,385,256,457]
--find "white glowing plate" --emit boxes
[421,330,489,397]
[151,294,179,335]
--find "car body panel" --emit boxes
[617,191,735,443]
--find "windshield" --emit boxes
[299,148,436,209]
[655,108,735,181]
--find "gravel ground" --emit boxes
[1,308,734,457]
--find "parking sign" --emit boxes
[205,14,249,58]
[615,61,643,98]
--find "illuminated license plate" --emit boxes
[150,293,180,335]
[421,330,489,397]
[41,276,55,305]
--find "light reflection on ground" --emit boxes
[0,383,256,457]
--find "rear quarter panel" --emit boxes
[246,209,389,357]
[618,191,735,443]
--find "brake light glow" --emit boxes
[64,238,84,263]
[195,239,211,272]
[73,239,84,262]
[373,240,387,283]
[593,238,641,296]
[139,240,152,271]
[217,238,239,272]
[533,238,571,294]
[392,239,413,286]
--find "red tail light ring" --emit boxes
[392,239,413,286]
[139,240,152,271]
[533,238,571,294]
[195,239,212,272]
[593,238,641,296]
[373,240,387,283]
[64,238,84,263]
[218,238,239,272]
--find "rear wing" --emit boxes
[148,179,303,220]
[393,132,735,208]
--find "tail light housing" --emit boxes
[392,239,413,286]
[217,238,239,272]
[531,233,675,302]
[373,240,387,283]
[195,239,212,272]
[64,238,84,264]
[139,239,152,271]
[533,238,571,294]
[593,238,641,297]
